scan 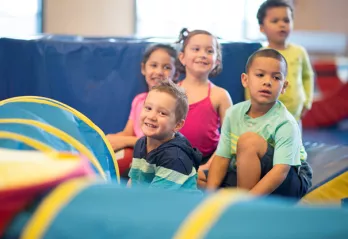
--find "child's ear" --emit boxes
[174,119,185,132]
[281,80,289,94]
[260,24,265,34]
[141,63,146,76]
[241,73,248,88]
[178,52,185,66]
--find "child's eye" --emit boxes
[150,63,157,68]
[144,106,151,111]
[207,49,214,54]
[159,111,167,116]
[284,18,290,23]
[164,65,172,70]
[274,76,281,80]
[192,47,199,52]
[256,73,264,77]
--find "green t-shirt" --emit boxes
[216,100,307,171]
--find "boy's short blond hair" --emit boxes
[150,80,188,123]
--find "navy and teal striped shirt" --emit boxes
[129,133,202,191]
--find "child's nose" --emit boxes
[200,52,207,58]
[279,21,287,27]
[263,77,272,86]
[155,67,164,75]
[147,111,157,120]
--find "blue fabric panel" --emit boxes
[303,128,348,146]
[0,101,117,179]
[4,183,348,239]
[40,185,348,239]
[207,197,348,239]
[0,37,261,134]
[0,123,76,152]
[211,42,261,105]
[305,142,348,190]
[0,107,73,151]
[0,103,109,177]
[43,184,203,239]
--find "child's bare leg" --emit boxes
[197,170,207,189]
[236,132,268,190]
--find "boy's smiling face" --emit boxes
[242,56,288,107]
[140,90,183,142]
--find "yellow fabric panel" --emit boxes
[301,171,348,205]
[0,148,88,190]
[173,189,250,239]
[21,178,94,239]
[0,131,54,153]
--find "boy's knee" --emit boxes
[237,132,267,156]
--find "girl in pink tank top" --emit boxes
[106,44,179,152]
[179,82,220,159]
[177,29,233,162]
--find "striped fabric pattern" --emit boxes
[129,133,201,192]
[130,157,198,191]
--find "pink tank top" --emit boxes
[179,82,220,157]
[129,92,147,138]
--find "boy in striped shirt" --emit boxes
[128,80,201,191]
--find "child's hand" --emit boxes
[199,164,209,171]
[106,134,127,151]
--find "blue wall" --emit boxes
[0,36,261,133]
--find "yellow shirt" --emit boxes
[245,44,315,121]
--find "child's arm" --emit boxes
[106,135,138,151]
[206,155,230,190]
[206,108,233,189]
[112,119,135,137]
[199,88,232,170]
[301,47,315,116]
[251,122,302,195]
[250,164,290,195]
[106,94,144,150]
[106,119,138,151]
[199,152,215,171]
[217,88,233,123]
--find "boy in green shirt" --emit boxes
[199,48,312,198]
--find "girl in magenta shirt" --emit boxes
[177,29,233,166]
